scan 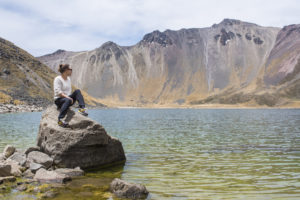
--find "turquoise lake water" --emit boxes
[0,108,300,199]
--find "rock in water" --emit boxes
[37,105,126,169]
[34,168,71,184]
[55,167,84,177]
[110,178,149,199]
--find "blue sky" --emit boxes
[0,0,299,56]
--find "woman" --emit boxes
[54,64,88,127]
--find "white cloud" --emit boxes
[0,0,299,56]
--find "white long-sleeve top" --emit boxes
[53,75,72,100]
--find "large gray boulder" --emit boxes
[37,105,126,169]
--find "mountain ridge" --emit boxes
[37,19,300,107]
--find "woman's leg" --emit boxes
[55,97,73,120]
[69,89,85,108]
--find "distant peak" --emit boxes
[212,18,258,28]
[54,49,66,54]
[101,41,119,48]
[220,18,242,25]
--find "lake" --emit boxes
[0,108,300,199]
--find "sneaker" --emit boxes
[58,119,69,128]
[78,108,88,116]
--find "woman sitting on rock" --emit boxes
[54,64,88,127]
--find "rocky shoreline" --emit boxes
[0,103,109,114]
[0,104,44,114]
[0,144,84,198]
[1,145,148,199]
[0,105,149,199]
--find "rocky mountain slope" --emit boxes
[38,19,300,107]
[0,37,105,107]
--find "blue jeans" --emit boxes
[54,89,85,120]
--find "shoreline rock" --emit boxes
[27,151,53,169]
[3,145,15,158]
[54,167,84,177]
[1,145,84,182]
[0,144,84,198]
[34,168,71,184]
[0,164,12,177]
[0,176,16,183]
[8,152,27,166]
[110,178,149,199]
[1,144,148,199]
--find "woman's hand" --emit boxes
[59,93,73,104]
[67,97,74,104]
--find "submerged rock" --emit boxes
[34,168,71,184]
[55,167,84,177]
[41,190,58,198]
[16,184,27,191]
[110,178,149,199]
[37,105,126,169]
